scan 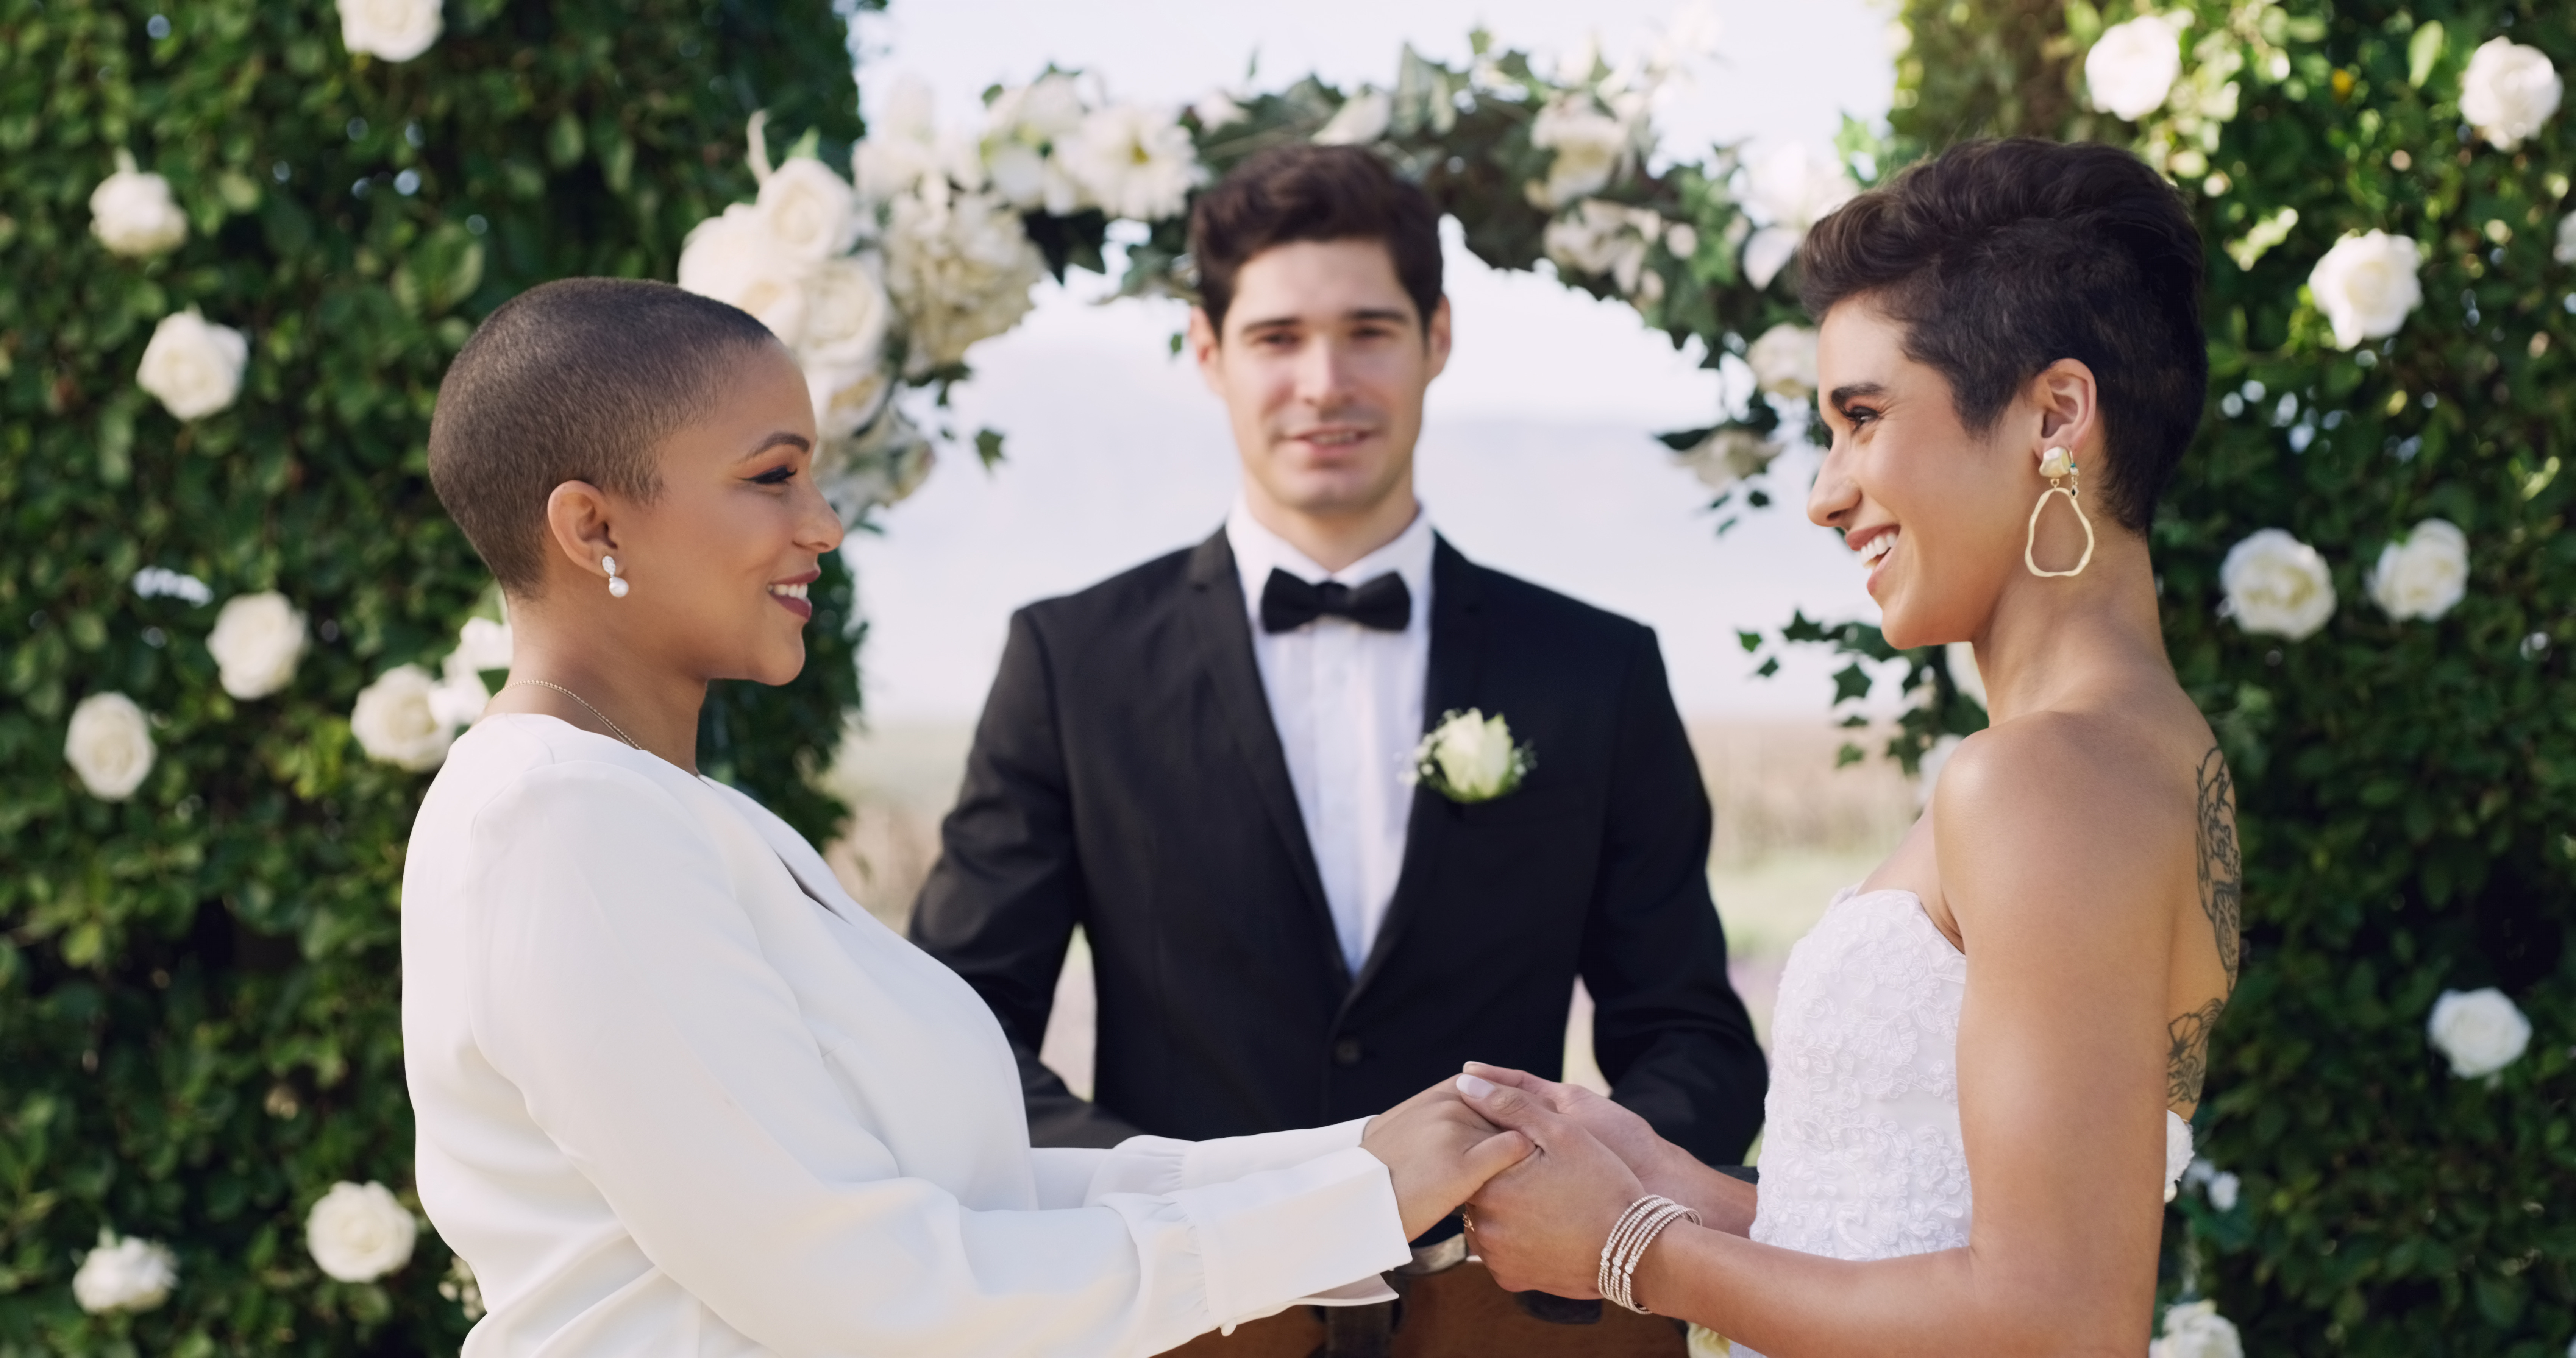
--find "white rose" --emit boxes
[136,309,248,421]
[2307,231,2422,350]
[451,616,515,674]
[1061,104,1202,221]
[815,407,937,524]
[351,663,457,771]
[884,189,1046,370]
[812,363,893,442]
[207,591,308,700]
[2086,15,2184,121]
[66,692,155,801]
[1745,323,1820,399]
[756,157,863,262]
[2460,37,2562,151]
[2219,528,2336,640]
[677,203,809,346]
[335,0,441,62]
[2428,987,2532,1078]
[1528,97,1632,209]
[305,1181,419,1283]
[1410,708,1532,803]
[428,657,490,730]
[72,1230,178,1314]
[1313,89,1393,146]
[2556,211,2576,265]
[1739,143,1855,288]
[1676,426,1779,491]
[90,156,188,257]
[1945,640,1987,709]
[2148,1300,2245,1358]
[798,255,892,380]
[2367,518,2468,621]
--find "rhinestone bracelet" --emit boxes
[1596,1194,1700,1314]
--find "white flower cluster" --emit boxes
[2221,518,2469,642]
[73,1229,178,1314]
[1738,142,1856,290]
[1544,198,1689,303]
[351,614,512,772]
[2149,1299,2245,1358]
[1528,95,1646,210]
[2182,1157,2243,1212]
[1675,426,1780,494]
[306,1181,418,1283]
[2428,987,2532,1079]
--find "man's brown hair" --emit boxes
[1188,145,1443,335]
[426,278,779,593]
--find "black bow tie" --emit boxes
[1260,568,1411,633]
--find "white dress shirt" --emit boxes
[1225,500,1435,975]
[402,714,1408,1356]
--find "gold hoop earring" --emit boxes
[2024,447,2095,578]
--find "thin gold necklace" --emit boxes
[506,680,643,751]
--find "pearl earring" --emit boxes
[603,555,629,598]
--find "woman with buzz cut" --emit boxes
[401,277,1533,1356]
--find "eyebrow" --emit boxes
[1826,382,1891,411]
[737,431,811,461]
[1236,307,1416,333]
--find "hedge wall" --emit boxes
[1875,2,2575,1350]
[0,2,866,1352]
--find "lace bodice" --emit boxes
[1746,887,2196,1269]
[1749,887,1976,1264]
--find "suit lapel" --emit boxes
[1344,536,1486,1006]
[1184,530,1350,987]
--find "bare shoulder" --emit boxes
[1930,710,2195,943]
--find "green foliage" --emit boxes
[0,1,865,1351]
[1862,1,2576,1350]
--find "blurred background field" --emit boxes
[820,717,1916,1103]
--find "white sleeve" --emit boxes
[465,764,1409,1357]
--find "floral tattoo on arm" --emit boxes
[2167,747,2243,1108]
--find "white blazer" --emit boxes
[402,715,1408,1356]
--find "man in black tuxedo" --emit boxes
[911,147,1764,1180]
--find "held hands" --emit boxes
[1460,1062,1697,1199]
[1360,1078,1535,1241]
[1454,1071,1649,1300]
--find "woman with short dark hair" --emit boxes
[1452,138,2238,1355]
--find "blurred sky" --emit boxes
[841,0,1900,723]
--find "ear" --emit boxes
[2027,357,2103,474]
[542,480,621,588]
[1424,295,1453,381]
[1188,306,1224,394]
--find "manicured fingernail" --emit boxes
[1456,1074,1495,1098]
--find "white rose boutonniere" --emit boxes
[306,1181,419,1283]
[1408,708,1535,804]
[90,152,189,257]
[2367,518,2469,622]
[2086,14,2185,122]
[2219,528,2336,640]
[2148,1299,2245,1358]
[2428,987,2531,1078]
[351,663,457,771]
[137,309,249,421]
[2460,36,2562,151]
[336,0,442,63]
[72,1229,178,1314]
[2307,231,2423,351]
[207,591,309,700]
[66,692,156,801]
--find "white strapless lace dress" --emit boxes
[1731,887,2190,1357]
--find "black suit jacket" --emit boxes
[910,530,1766,1165]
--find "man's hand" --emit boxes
[1360,1077,1534,1240]
[1460,1062,1691,1192]
[1456,1073,1648,1299]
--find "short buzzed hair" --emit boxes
[1188,145,1443,335]
[428,278,780,592]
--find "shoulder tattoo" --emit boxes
[2194,746,2242,991]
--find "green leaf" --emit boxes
[2408,21,2445,89]
[973,427,1005,467]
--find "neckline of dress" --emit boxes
[1836,885,1965,959]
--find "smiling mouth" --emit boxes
[1290,429,1371,448]
[768,580,813,619]
[1858,530,1898,568]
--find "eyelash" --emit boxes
[750,465,795,486]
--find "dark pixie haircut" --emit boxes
[428,278,779,592]
[1188,144,1443,335]
[1797,138,2207,532]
